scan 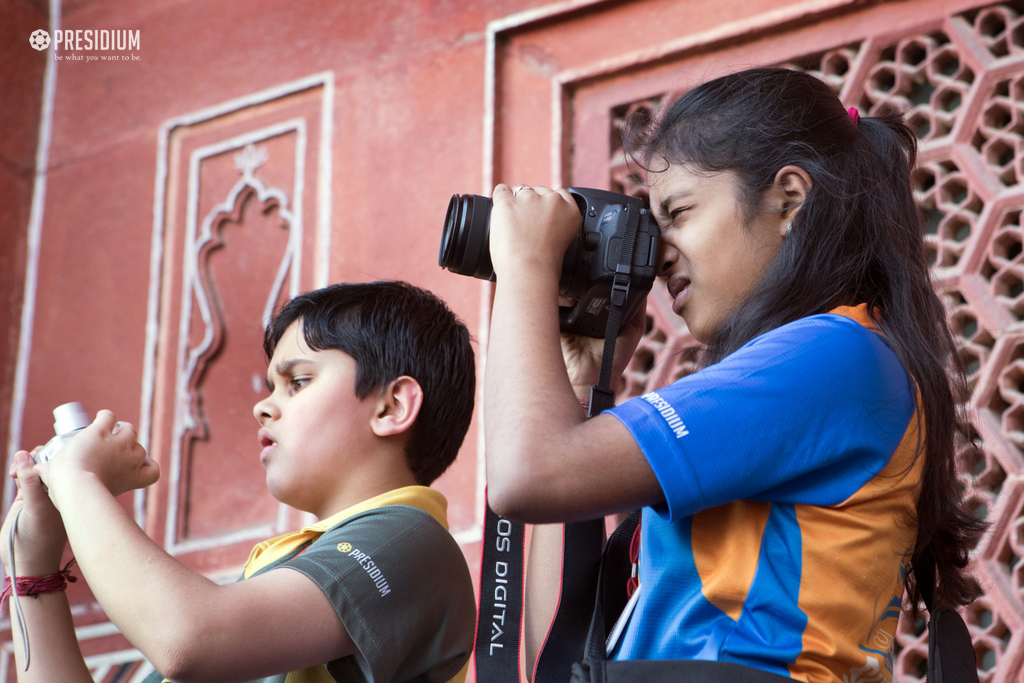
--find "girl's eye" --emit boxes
[290,377,311,391]
[669,206,690,221]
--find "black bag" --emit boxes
[919,551,980,683]
[928,605,979,683]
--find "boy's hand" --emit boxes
[0,451,67,575]
[42,410,160,505]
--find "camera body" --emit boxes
[439,187,660,338]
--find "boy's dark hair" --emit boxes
[626,66,985,611]
[263,280,475,486]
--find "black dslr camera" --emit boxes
[439,187,660,338]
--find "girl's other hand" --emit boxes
[0,451,67,574]
[560,299,648,396]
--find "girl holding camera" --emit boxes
[483,66,982,682]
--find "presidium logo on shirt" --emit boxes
[338,543,391,596]
[640,391,690,438]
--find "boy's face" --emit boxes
[253,320,378,517]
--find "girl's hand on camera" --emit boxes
[489,184,581,279]
[560,299,648,396]
[41,410,160,506]
[0,451,67,574]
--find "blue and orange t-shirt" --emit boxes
[607,305,921,683]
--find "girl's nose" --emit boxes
[657,241,679,276]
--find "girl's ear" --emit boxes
[773,165,813,234]
[370,376,424,437]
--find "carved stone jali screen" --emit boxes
[489,0,1024,681]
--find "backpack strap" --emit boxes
[532,519,605,683]
[914,552,979,683]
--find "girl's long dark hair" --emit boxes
[626,67,985,610]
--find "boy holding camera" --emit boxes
[1,281,477,683]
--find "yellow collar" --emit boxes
[243,486,449,577]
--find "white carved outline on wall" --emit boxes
[141,73,334,535]
[164,122,306,557]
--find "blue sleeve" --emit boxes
[608,314,916,521]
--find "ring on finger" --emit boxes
[513,184,531,197]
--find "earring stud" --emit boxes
[786,221,793,235]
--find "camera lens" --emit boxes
[439,194,494,281]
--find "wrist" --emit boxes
[4,526,68,577]
[572,384,592,402]
[2,558,77,603]
[492,255,563,289]
[6,556,65,578]
[44,465,99,513]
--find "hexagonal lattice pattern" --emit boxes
[942,287,997,391]
[605,2,1024,681]
[779,44,865,95]
[963,2,1024,60]
[979,210,1024,320]
[913,159,986,271]
[859,31,975,144]
[971,75,1024,187]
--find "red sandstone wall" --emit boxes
[5,0,1023,681]
[0,0,48,480]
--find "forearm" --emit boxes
[53,473,215,668]
[523,523,564,679]
[484,272,587,514]
[484,186,661,521]
[9,588,94,683]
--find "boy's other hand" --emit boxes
[42,410,160,502]
[0,451,67,574]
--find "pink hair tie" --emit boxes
[847,106,860,125]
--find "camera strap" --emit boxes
[588,201,641,417]
[474,491,527,683]
[474,200,642,683]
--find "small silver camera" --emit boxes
[34,402,90,463]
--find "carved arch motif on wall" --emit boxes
[142,75,332,572]
[170,129,306,555]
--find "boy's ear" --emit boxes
[370,376,424,437]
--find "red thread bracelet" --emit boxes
[1,559,77,612]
